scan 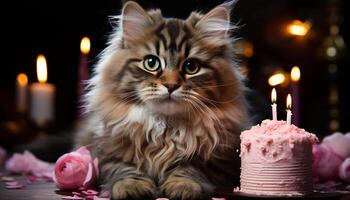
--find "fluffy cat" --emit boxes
[76,1,249,199]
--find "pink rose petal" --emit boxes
[312,144,343,181]
[5,150,54,179]
[54,146,98,190]
[5,181,21,186]
[76,147,90,156]
[5,184,24,189]
[61,195,84,200]
[82,189,99,196]
[322,132,350,159]
[345,132,350,140]
[85,196,94,200]
[212,198,226,200]
[339,158,350,182]
[93,196,110,200]
[72,191,82,196]
[156,198,169,200]
[1,176,15,182]
[83,163,93,187]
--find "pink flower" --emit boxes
[5,150,53,178]
[312,144,343,182]
[339,158,350,183]
[322,132,350,159]
[0,146,7,165]
[53,146,99,190]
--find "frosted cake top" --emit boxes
[240,120,318,162]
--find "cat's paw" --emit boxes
[160,176,202,200]
[111,177,156,200]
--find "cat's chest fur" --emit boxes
[94,105,221,178]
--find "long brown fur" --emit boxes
[76,1,249,199]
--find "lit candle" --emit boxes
[286,20,310,36]
[30,54,56,126]
[271,88,277,120]
[286,94,292,125]
[291,66,300,126]
[78,36,90,97]
[16,73,28,114]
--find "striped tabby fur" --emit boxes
[76,1,249,199]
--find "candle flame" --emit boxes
[287,20,310,36]
[36,54,47,83]
[17,73,28,86]
[271,88,277,103]
[287,94,292,110]
[291,66,300,82]
[268,73,285,86]
[80,37,91,55]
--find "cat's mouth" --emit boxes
[158,94,179,103]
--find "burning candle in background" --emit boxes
[291,66,300,126]
[16,73,28,114]
[78,36,90,98]
[271,88,277,120]
[30,54,56,126]
[286,94,292,125]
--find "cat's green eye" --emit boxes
[183,59,200,75]
[143,55,161,72]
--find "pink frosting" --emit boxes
[240,120,318,162]
[240,120,318,196]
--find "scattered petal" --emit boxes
[5,181,21,186]
[1,176,15,182]
[72,191,82,196]
[82,189,99,196]
[93,196,110,200]
[339,158,350,182]
[61,195,84,200]
[5,150,54,179]
[5,184,24,189]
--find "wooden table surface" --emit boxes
[0,174,62,200]
[1,172,350,200]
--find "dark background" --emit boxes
[1,0,349,154]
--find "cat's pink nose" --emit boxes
[163,83,180,94]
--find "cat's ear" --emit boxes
[121,1,153,37]
[195,1,236,38]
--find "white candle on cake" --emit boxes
[271,88,277,120]
[30,54,56,126]
[286,94,292,125]
[16,73,28,114]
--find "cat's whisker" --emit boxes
[102,92,141,121]
[188,81,238,90]
[191,91,239,104]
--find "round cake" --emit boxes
[239,120,318,197]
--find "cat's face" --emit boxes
[100,2,243,117]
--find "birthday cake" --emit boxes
[239,120,318,196]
